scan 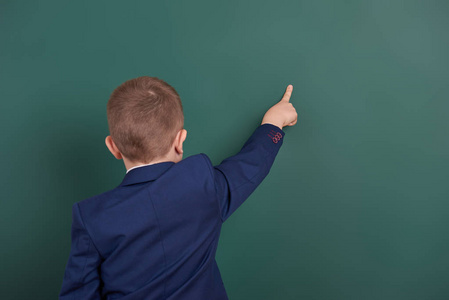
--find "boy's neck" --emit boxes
[123,153,180,173]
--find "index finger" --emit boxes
[281,85,293,102]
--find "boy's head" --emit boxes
[105,76,187,170]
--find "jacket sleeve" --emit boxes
[201,123,285,222]
[59,203,102,300]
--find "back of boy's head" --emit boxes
[106,76,184,164]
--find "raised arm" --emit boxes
[202,85,297,222]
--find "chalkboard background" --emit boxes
[1,1,448,299]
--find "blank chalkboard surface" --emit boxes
[1,1,448,299]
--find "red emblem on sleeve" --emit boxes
[267,129,282,143]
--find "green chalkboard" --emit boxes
[1,1,448,299]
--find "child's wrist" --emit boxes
[260,120,283,130]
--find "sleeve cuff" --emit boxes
[248,123,285,154]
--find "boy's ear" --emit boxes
[175,129,187,154]
[105,136,123,160]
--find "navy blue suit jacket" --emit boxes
[60,123,285,300]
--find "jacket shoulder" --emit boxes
[172,153,214,179]
[76,153,215,213]
[74,187,119,222]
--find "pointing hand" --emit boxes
[261,85,298,130]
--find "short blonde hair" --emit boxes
[106,76,184,163]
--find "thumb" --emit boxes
[280,85,293,103]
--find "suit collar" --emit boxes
[119,161,175,187]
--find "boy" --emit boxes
[59,76,298,299]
